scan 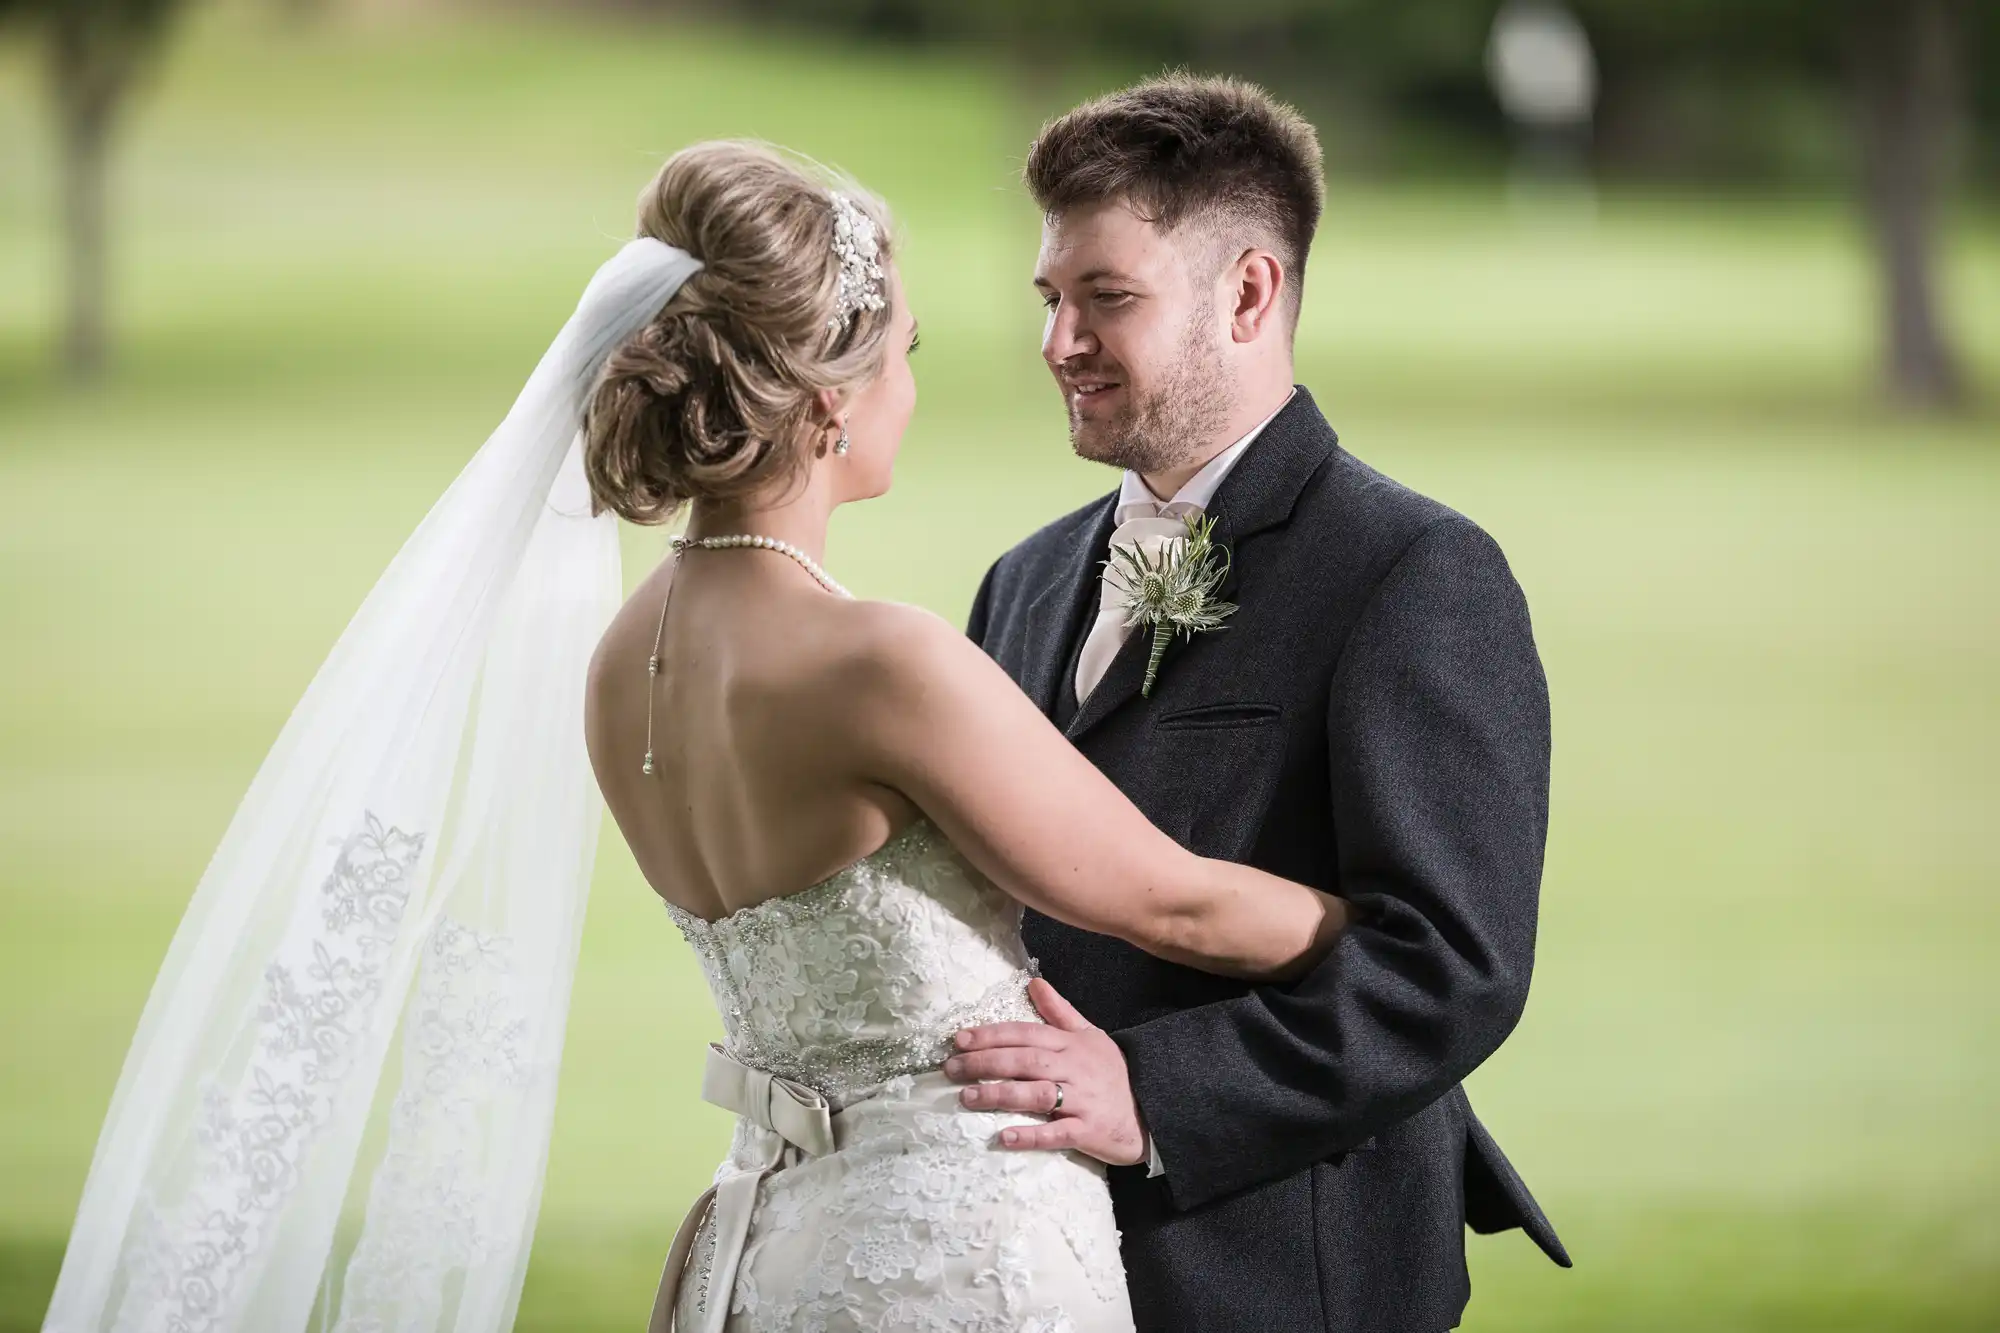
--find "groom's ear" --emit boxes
[1227,249,1286,345]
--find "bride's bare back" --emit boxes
[586,550,919,923]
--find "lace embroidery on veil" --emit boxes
[115,812,428,1333]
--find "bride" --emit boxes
[39,140,1345,1333]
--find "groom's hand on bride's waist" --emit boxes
[944,977,1148,1168]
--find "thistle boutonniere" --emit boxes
[1108,512,1238,698]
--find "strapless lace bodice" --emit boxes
[657,818,1132,1332]
[664,819,1041,1108]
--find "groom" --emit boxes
[953,75,1570,1331]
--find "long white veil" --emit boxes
[43,238,704,1333]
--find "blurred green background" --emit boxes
[2,1,1996,1330]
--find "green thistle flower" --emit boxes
[1107,512,1239,697]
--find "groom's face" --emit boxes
[1034,199,1231,475]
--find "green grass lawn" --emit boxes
[2,6,1997,1331]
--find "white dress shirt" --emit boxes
[1072,389,1294,1179]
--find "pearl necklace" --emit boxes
[642,533,851,775]
[668,533,852,598]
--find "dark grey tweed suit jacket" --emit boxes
[966,388,1570,1333]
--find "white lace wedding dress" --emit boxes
[652,817,1135,1333]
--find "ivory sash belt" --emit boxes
[647,1045,839,1333]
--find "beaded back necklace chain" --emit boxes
[641,534,853,776]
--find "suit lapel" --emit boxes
[1020,496,1117,720]
[1064,386,1340,743]
[1206,385,1340,580]
[1063,608,1157,740]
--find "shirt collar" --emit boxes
[1114,388,1297,525]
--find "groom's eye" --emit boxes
[1094,291,1132,307]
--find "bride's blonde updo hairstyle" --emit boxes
[583,140,897,523]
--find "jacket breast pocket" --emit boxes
[1137,705,1288,859]
[1154,701,1283,732]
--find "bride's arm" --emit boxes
[839,603,1349,981]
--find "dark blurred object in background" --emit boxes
[1486,2,1599,220]
[0,0,189,379]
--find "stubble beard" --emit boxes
[1067,312,1232,476]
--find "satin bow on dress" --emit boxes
[649,1046,837,1333]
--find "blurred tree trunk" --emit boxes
[12,0,185,381]
[52,4,118,378]
[1850,0,1966,410]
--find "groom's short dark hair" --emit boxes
[1025,73,1325,324]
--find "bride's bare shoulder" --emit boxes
[586,559,677,686]
[818,595,1056,785]
[827,597,1004,700]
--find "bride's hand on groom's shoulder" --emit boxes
[944,978,1148,1167]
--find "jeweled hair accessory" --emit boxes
[827,191,887,332]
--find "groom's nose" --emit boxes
[1043,300,1098,367]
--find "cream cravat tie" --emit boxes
[1074,509,1199,705]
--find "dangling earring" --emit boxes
[833,424,851,456]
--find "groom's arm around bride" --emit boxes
[957,75,1569,1333]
